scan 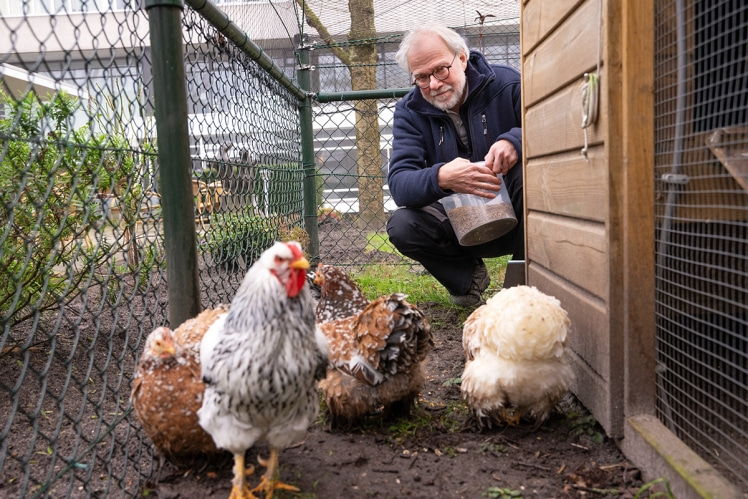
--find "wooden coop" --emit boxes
[520,0,747,497]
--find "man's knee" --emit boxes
[386,211,410,247]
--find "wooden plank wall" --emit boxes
[522,0,657,438]
[522,1,745,495]
[521,0,623,436]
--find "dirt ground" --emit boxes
[143,299,647,499]
[0,218,659,499]
[142,218,653,499]
[144,311,648,499]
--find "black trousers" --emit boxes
[386,164,524,296]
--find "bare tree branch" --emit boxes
[295,0,352,66]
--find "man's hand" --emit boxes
[484,139,518,176]
[437,157,501,199]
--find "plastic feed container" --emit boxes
[439,165,517,246]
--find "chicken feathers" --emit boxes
[131,309,228,464]
[314,263,370,322]
[198,241,327,499]
[314,265,432,428]
[461,285,574,429]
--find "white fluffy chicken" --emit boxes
[460,285,574,429]
[198,241,328,499]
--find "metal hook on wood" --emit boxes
[581,72,600,161]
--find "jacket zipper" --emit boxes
[482,114,489,149]
[439,125,445,158]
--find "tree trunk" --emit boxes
[348,0,384,229]
[298,0,385,229]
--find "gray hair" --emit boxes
[395,25,470,74]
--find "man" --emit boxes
[386,24,523,307]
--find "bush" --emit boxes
[201,212,281,271]
[0,90,156,323]
[194,166,219,184]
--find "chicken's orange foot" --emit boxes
[229,485,259,499]
[229,452,258,499]
[250,476,300,499]
[250,448,300,499]
[499,407,521,427]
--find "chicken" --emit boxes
[313,263,370,322]
[130,307,228,464]
[460,285,575,429]
[314,265,433,427]
[172,304,230,361]
[198,241,327,499]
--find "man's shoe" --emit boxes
[449,260,491,307]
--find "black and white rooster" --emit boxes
[198,241,328,499]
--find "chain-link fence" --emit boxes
[654,0,748,489]
[0,1,520,496]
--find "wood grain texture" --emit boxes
[522,0,585,55]
[524,75,607,159]
[525,146,607,221]
[523,0,603,107]
[621,0,656,418]
[568,349,613,435]
[525,212,608,300]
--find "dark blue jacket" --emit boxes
[387,51,522,208]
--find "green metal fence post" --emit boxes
[296,34,320,262]
[145,0,201,327]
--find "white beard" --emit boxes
[425,73,466,111]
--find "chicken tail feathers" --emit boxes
[345,354,385,385]
[370,294,432,377]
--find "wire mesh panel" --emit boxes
[0,1,166,497]
[654,0,748,490]
[180,7,305,307]
[0,1,304,497]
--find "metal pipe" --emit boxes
[296,35,320,262]
[316,88,411,102]
[654,0,689,433]
[145,0,201,327]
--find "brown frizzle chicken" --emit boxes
[130,304,229,465]
[198,241,328,499]
[314,265,433,428]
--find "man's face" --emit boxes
[408,34,467,112]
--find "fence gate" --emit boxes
[653,0,747,490]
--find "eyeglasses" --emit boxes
[411,53,457,89]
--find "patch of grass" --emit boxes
[478,441,509,456]
[566,412,604,443]
[437,400,470,433]
[365,232,397,254]
[350,254,510,306]
[352,264,450,304]
[634,478,674,499]
[442,377,462,387]
[315,393,328,426]
[386,407,434,443]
